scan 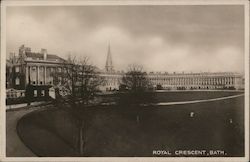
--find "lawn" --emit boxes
[17,91,244,157]
[154,91,243,102]
[99,90,243,103]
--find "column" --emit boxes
[44,66,47,84]
[37,66,39,85]
[26,66,29,84]
[51,67,54,85]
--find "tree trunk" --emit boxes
[136,115,140,124]
[79,120,85,155]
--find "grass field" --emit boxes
[16,91,244,157]
[154,91,243,102]
[99,91,243,103]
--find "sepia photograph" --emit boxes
[1,0,249,161]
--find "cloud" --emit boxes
[6,5,244,73]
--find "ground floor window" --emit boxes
[41,90,45,96]
[15,77,20,85]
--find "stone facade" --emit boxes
[147,72,244,90]
[6,45,65,90]
[6,45,245,93]
[100,71,244,91]
[100,46,244,91]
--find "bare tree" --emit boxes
[120,64,154,124]
[52,55,103,155]
[78,56,103,105]
[122,64,152,93]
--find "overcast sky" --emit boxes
[6,5,244,73]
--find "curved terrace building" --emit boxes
[6,45,244,95]
[100,45,244,91]
[147,72,243,90]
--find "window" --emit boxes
[15,77,20,85]
[58,77,62,82]
[34,90,37,97]
[15,66,20,72]
[41,90,45,96]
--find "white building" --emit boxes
[6,44,244,95]
[101,45,244,91]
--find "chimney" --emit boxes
[19,44,25,56]
[41,48,47,60]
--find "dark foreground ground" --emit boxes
[16,91,244,157]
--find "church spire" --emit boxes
[105,43,114,72]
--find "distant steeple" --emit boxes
[105,43,114,72]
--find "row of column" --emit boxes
[24,66,238,88]
[151,77,235,86]
[26,65,57,85]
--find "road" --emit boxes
[6,105,51,157]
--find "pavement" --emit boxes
[6,104,51,157]
[6,101,47,110]
[149,93,244,106]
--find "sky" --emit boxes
[6,5,245,73]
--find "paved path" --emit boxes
[143,94,244,106]
[6,105,51,157]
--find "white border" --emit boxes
[1,1,7,161]
[244,2,249,162]
[1,0,249,162]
